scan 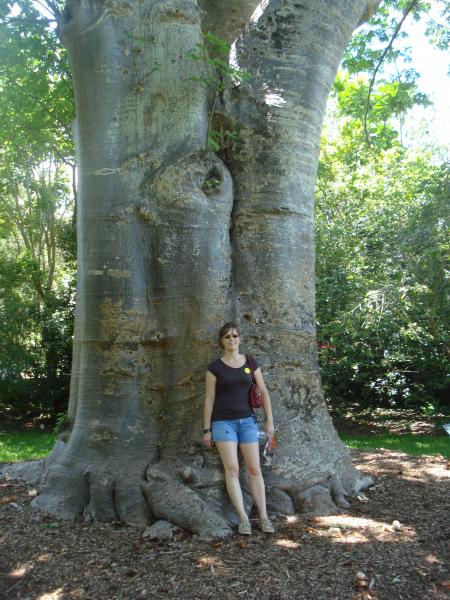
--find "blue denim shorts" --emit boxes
[211,416,259,444]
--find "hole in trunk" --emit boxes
[202,166,223,195]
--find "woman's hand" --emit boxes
[264,421,276,451]
[264,421,275,436]
[204,432,213,449]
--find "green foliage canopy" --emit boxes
[0,0,75,425]
[316,74,449,411]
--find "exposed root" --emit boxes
[266,487,295,514]
[0,460,44,487]
[0,440,376,534]
[84,471,117,521]
[292,484,340,516]
[330,473,352,509]
[143,480,231,538]
[335,454,375,496]
[262,459,374,517]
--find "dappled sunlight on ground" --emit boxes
[425,554,445,566]
[37,588,65,600]
[9,563,33,578]
[196,555,225,568]
[274,538,300,549]
[398,461,450,483]
[36,553,53,563]
[352,448,450,480]
[284,515,299,524]
[314,514,417,544]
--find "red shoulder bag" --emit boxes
[247,354,263,409]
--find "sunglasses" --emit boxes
[224,334,239,339]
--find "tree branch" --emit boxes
[363,0,419,146]
[3,74,74,163]
[34,0,62,19]
[3,74,71,135]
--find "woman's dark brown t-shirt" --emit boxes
[208,356,259,422]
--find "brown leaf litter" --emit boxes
[0,449,448,599]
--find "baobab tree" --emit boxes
[7,0,382,537]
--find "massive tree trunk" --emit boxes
[20,0,380,536]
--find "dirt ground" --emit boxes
[1,448,449,600]
[330,407,447,436]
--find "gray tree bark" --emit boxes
[7,0,381,537]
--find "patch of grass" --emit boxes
[1,431,449,463]
[0,431,56,462]
[340,433,450,458]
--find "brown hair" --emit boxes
[218,322,240,348]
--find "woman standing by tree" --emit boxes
[203,323,275,534]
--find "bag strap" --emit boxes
[246,354,256,381]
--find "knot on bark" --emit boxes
[151,152,233,215]
[141,329,168,346]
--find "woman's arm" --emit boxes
[203,370,216,448]
[254,367,274,436]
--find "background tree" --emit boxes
[316,103,449,411]
[315,0,449,414]
[0,0,75,423]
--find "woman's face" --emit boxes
[221,328,240,350]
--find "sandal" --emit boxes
[238,519,252,535]
[260,517,275,533]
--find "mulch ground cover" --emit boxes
[1,448,449,600]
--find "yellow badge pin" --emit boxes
[244,367,251,374]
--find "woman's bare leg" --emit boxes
[239,442,268,520]
[215,441,248,522]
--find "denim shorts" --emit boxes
[211,416,259,444]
